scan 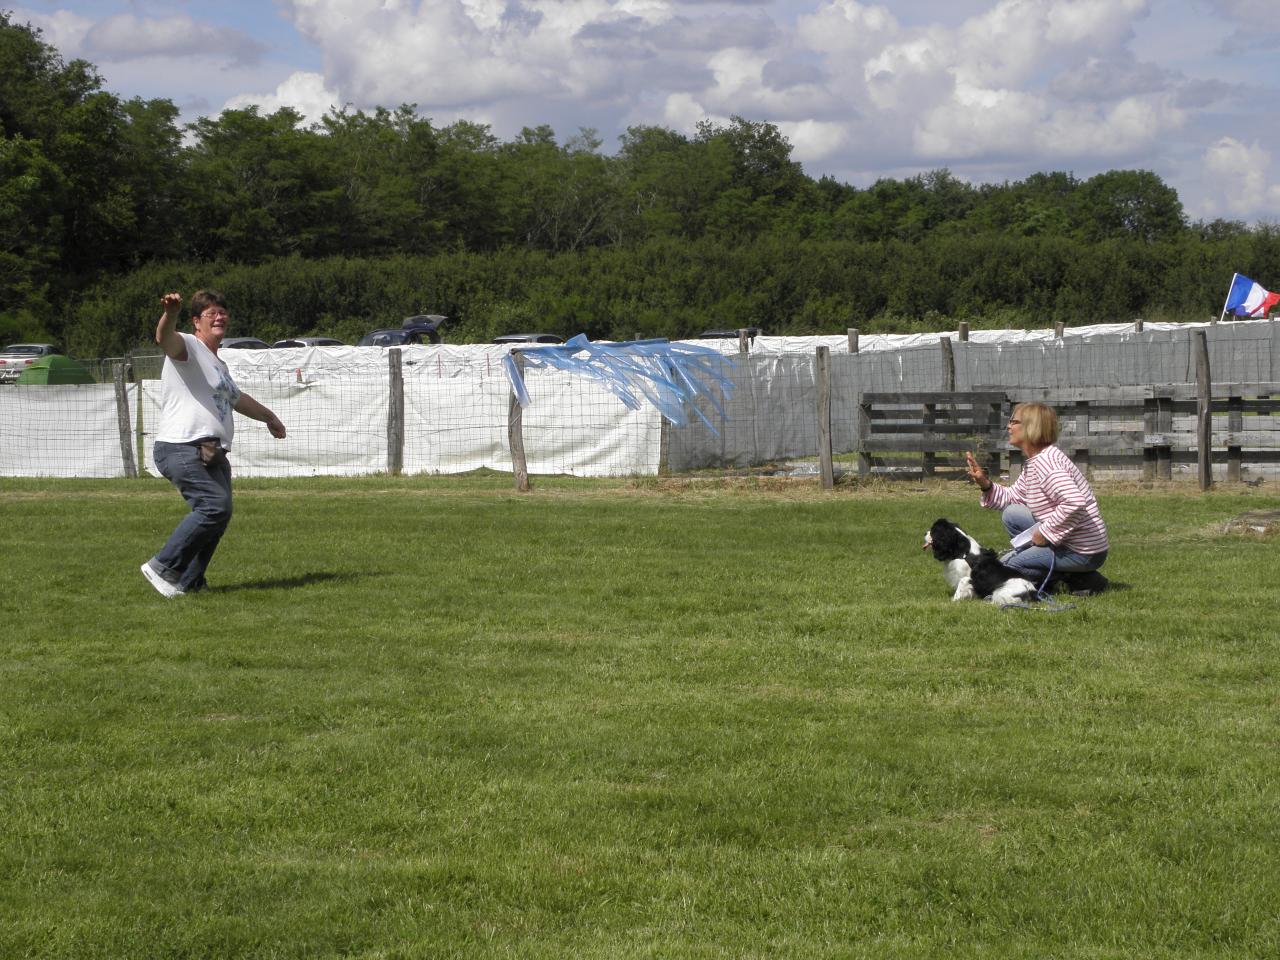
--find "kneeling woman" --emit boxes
[964,402,1109,594]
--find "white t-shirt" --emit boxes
[155,332,242,448]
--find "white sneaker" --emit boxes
[141,563,185,598]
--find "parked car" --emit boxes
[698,327,762,339]
[220,337,272,349]
[0,343,62,383]
[272,337,346,348]
[358,314,448,347]
[492,333,564,345]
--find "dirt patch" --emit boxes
[1221,510,1280,537]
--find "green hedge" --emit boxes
[60,232,1280,356]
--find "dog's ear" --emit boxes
[928,519,963,560]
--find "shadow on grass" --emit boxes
[205,571,369,593]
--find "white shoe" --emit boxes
[141,563,185,598]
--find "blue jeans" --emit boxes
[148,440,233,592]
[1000,504,1106,584]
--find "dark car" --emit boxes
[221,337,272,349]
[698,327,762,339]
[492,333,564,345]
[272,337,346,348]
[357,329,418,347]
[358,314,448,347]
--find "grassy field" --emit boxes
[2,473,1278,959]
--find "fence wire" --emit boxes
[2,322,1276,480]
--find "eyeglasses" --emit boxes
[199,309,229,320]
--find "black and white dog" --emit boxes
[922,518,1038,605]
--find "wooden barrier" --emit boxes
[857,391,1009,480]
[850,384,1280,483]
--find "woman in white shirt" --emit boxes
[140,290,285,597]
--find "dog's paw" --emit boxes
[951,577,975,601]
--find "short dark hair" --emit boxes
[189,290,227,321]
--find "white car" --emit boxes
[0,344,61,383]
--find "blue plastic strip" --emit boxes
[505,337,735,435]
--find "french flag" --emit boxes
[1223,273,1280,318]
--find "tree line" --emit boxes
[4,12,1279,356]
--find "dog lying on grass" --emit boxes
[923,517,1038,605]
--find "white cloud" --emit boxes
[222,72,341,124]
[1204,0,1273,20]
[1202,137,1280,218]
[795,0,898,58]
[863,32,954,111]
[11,8,265,68]
[281,0,657,108]
[9,7,94,56]
[662,91,716,131]
[777,119,848,163]
[83,14,267,66]
[15,0,1280,220]
[914,84,1043,158]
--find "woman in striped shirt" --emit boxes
[964,402,1110,594]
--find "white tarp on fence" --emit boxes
[2,319,1276,479]
[0,383,128,478]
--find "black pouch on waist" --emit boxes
[197,439,226,466]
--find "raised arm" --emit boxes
[156,292,189,361]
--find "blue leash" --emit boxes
[1001,549,1077,612]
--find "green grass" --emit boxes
[2,473,1278,959]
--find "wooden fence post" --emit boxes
[856,395,871,478]
[112,361,137,479]
[1157,396,1173,481]
[737,329,751,354]
[1074,400,1091,478]
[816,345,833,489]
[939,337,955,391]
[922,400,937,477]
[387,348,404,476]
[508,351,530,491]
[1142,397,1156,483]
[986,398,1004,480]
[847,327,860,354]
[1193,330,1212,490]
[958,321,969,342]
[1134,318,1144,333]
[1227,394,1243,483]
[1054,321,1066,338]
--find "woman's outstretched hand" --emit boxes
[964,451,991,491]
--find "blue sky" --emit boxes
[13,0,1280,222]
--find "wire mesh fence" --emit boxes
[2,320,1277,483]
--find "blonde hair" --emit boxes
[1014,402,1059,446]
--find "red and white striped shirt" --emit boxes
[981,445,1109,555]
